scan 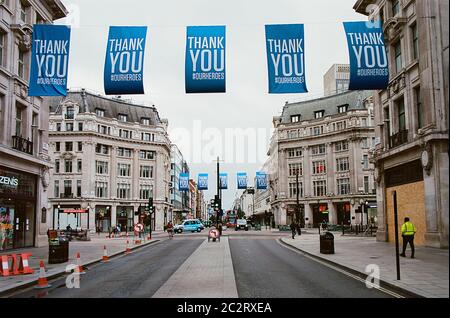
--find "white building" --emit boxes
[0,0,67,251]
[47,89,172,232]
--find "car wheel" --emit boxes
[197,228,201,233]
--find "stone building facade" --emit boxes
[47,90,172,232]
[354,0,449,247]
[270,91,377,228]
[0,0,67,250]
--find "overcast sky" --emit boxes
[58,0,366,211]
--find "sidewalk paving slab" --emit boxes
[280,233,449,298]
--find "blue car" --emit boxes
[174,219,204,234]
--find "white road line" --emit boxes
[276,239,405,299]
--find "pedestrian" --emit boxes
[296,222,302,236]
[217,223,223,236]
[116,224,121,235]
[290,221,297,239]
[400,217,417,259]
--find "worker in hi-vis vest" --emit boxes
[400,217,417,259]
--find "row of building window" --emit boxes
[286,118,371,138]
[287,139,373,159]
[288,176,371,197]
[288,156,369,176]
[53,180,154,200]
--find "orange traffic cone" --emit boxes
[0,255,10,277]
[125,240,132,255]
[18,253,34,275]
[76,252,86,274]
[34,261,51,289]
[102,245,109,262]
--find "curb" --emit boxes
[278,238,424,299]
[0,239,160,297]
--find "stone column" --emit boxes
[110,146,118,199]
[303,146,311,196]
[328,201,337,225]
[133,149,140,200]
[111,205,117,228]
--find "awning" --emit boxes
[61,209,88,214]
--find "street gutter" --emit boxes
[278,238,424,299]
[0,239,160,297]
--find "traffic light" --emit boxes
[148,198,155,214]
[213,195,221,210]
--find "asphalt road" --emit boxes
[229,237,393,298]
[10,237,204,298]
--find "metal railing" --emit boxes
[389,129,408,149]
[12,136,33,155]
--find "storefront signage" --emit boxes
[0,176,19,188]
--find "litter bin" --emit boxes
[49,237,69,264]
[320,232,335,254]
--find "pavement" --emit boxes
[152,236,238,298]
[0,231,165,295]
[280,232,449,298]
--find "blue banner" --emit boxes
[265,24,307,94]
[237,173,248,190]
[29,25,71,96]
[219,173,228,190]
[179,173,189,191]
[104,26,147,95]
[185,26,226,93]
[198,174,208,190]
[256,172,268,190]
[343,21,389,90]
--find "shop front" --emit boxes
[95,206,111,233]
[117,206,135,232]
[336,202,351,225]
[312,204,329,228]
[52,205,89,230]
[0,166,37,251]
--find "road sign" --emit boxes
[134,223,144,232]
[209,229,219,238]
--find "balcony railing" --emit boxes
[12,136,33,155]
[61,193,74,199]
[389,129,409,149]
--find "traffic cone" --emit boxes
[34,261,51,289]
[76,252,86,274]
[102,245,109,262]
[0,255,10,277]
[18,253,34,275]
[125,240,132,255]
[9,254,20,276]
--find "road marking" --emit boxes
[276,239,405,299]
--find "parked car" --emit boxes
[235,219,249,231]
[174,219,204,233]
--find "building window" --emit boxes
[289,163,303,176]
[141,118,151,125]
[291,115,300,123]
[15,105,23,136]
[77,180,82,197]
[77,159,82,173]
[336,157,350,172]
[140,166,153,178]
[313,180,327,197]
[117,183,131,199]
[334,121,347,131]
[117,163,131,177]
[64,180,72,196]
[289,182,303,198]
[55,159,60,173]
[361,118,368,127]
[66,123,74,131]
[314,111,324,119]
[362,155,369,169]
[78,123,83,131]
[338,105,348,113]
[361,138,369,149]
[288,148,302,158]
[312,161,327,174]
[96,144,109,155]
[411,23,419,60]
[0,32,5,67]
[140,185,153,200]
[394,41,402,73]
[77,142,83,152]
[397,97,406,131]
[55,142,61,152]
[337,178,350,195]
[287,130,299,139]
[95,108,105,117]
[119,129,132,139]
[311,126,323,136]
[54,180,59,198]
[65,142,73,152]
[96,161,108,175]
[56,123,61,132]
[335,140,349,152]
[98,125,109,135]
[415,87,424,130]
[18,50,25,78]
[96,182,108,198]
[311,144,326,155]
[118,114,128,122]
[141,133,154,141]
[65,160,72,173]
[20,0,27,22]
[117,147,132,157]
[140,150,155,160]
[392,0,400,17]
[364,176,370,193]
[66,106,74,119]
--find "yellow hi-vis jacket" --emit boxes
[401,222,417,236]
